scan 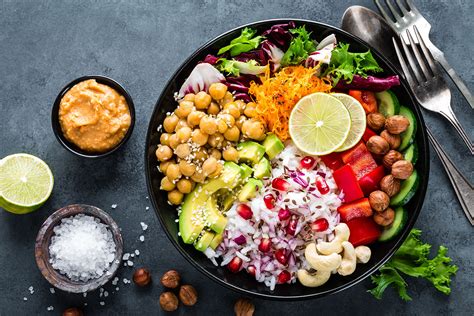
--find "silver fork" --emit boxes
[375,0,474,109]
[392,26,473,154]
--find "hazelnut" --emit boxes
[133,267,152,287]
[159,292,179,312]
[380,175,401,197]
[380,130,401,150]
[161,270,180,288]
[179,284,198,306]
[385,115,410,134]
[391,160,414,179]
[62,307,83,316]
[366,135,390,155]
[234,298,255,316]
[374,207,395,226]
[367,113,385,131]
[369,190,390,212]
[383,150,404,168]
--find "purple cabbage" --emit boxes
[234,235,246,245]
[203,54,219,65]
[261,40,284,72]
[234,50,266,64]
[261,21,295,50]
[177,63,225,98]
[335,74,400,92]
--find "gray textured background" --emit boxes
[0,0,473,315]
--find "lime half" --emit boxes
[289,92,351,155]
[0,154,54,214]
[332,93,367,152]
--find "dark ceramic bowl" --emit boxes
[51,75,135,158]
[35,204,123,293]
[145,19,429,300]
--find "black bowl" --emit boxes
[51,75,135,158]
[145,19,429,300]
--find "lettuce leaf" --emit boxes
[280,26,317,67]
[218,27,264,57]
[215,58,267,76]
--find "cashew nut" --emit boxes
[297,269,331,287]
[316,223,350,255]
[337,241,357,276]
[305,243,342,272]
[355,246,371,264]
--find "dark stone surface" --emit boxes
[0,0,472,315]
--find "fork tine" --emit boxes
[386,0,403,19]
[405,0,420,13]
[395,0,409,15]
[406,29,430,81]
[374,0,395,24]
[414,25,439,76]
[393,37,417,88]
[399,32,424,84]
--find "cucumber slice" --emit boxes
[375,90,400,117]
[379,206,407,242]
[398,106,417,151]
[390,170,420,207]
[403,143,418,165]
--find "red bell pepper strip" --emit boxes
[362,127,377,143]
[358,165,386,195]
[338,198,373,222]
[341,143,378,180]
[320,152,344,171]
[333,165,364,203]
[349,90,378,114]
[346,217,381,246]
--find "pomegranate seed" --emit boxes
[277,270,291,284]
[227,256,242,273]
[263,194,275,209]
[315,176,330,194]
[311,218,329,232]
[237,204,253,220]
[300,156,316,169]
[278,208,291,221]
[258,238,271,252]
[286,216,298,236]
[275,249,288,265]
[272,178,290,191]
[247,265,256,277]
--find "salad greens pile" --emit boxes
[370,229,458,301]
[280,26,317,67]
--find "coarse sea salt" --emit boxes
[48,214,116,282]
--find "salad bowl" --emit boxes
[145,19,429,299]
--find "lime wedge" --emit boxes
[332,93,367,152]
[0,154,54,214]
[289,92,351,155]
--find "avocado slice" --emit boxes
[194,231,215,252]
[239,163,253,179]
[179,162,243,244]
[209,233,223,250]
[221,193,236,212]
[253,157,271,179]
[238,178,263,202]
[262,133,284,160]
[206,195,228,233]
[237,141,265,165]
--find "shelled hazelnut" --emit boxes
[391,160,414,179]
[179,284,198,306]
[161,270,181,288]
[380,175,401,197]
[367,135,390,155]
[367,113,385,131]
[159,292,179,312]
[374,208,395,226]
[234,298,255,316]
[369,190,390,212]
[383,150,404,168]
[385,115,410,134]
[133,267,152,287]
[380,130,401,149]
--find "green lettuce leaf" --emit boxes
[369,266,411,301]
[215,58,267,76]
[280,26,317,67]
[217,27,263,57]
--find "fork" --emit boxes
[392,26,473,154]
[375,0,474,110]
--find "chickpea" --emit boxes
[207,102,220,115]
[156,145,173,162]
[208,133,224,148]
[187,110,205,127]
[190,129,209,146]
[242,119,265,141]
[166,163,181,181]
[159,160,174,174]
[163,114,179,133]
[194,147,208,162]
[191,169,206,183]
[224,102,241,119]
[202,157,218,176]
[236,115,247,130]
[220,91,234,106]
[175,119,189,131]
[183,93,195,102]
[217,118,228,134]
[209,148,222,160]
[178,159,196,177]
[224,126,240,142]
[168,190,184,205]
[160,133,171,146]
[168,133,180,149]
[176,179,193,194]
[194,91,212,110]
[219,113,235,128]
[199,116,218,135]
[175,143,191,159]
[209,82,228,100]
[208,161,223,178]
[223,146,239,162]
[176,126,192,143]
[244,104,257,118]
[160,176,176,191]
[234,100,246,112]
[175,101,194,119]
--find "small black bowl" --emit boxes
[51,75,135,158]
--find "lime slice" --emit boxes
[0,154,54,214]
[332,93,367,152]
[289,92,351,155]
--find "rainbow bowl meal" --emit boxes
[145,19,428,299]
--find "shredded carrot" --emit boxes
[249,66,332,141]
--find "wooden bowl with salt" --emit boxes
[35,204,123,293]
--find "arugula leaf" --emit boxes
[218,27,264,57]
[280,26,317,67]
[369,229,458,301]
[215,58,267,76]
[324,43,383,85]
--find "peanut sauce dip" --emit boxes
[58,79,131,153]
